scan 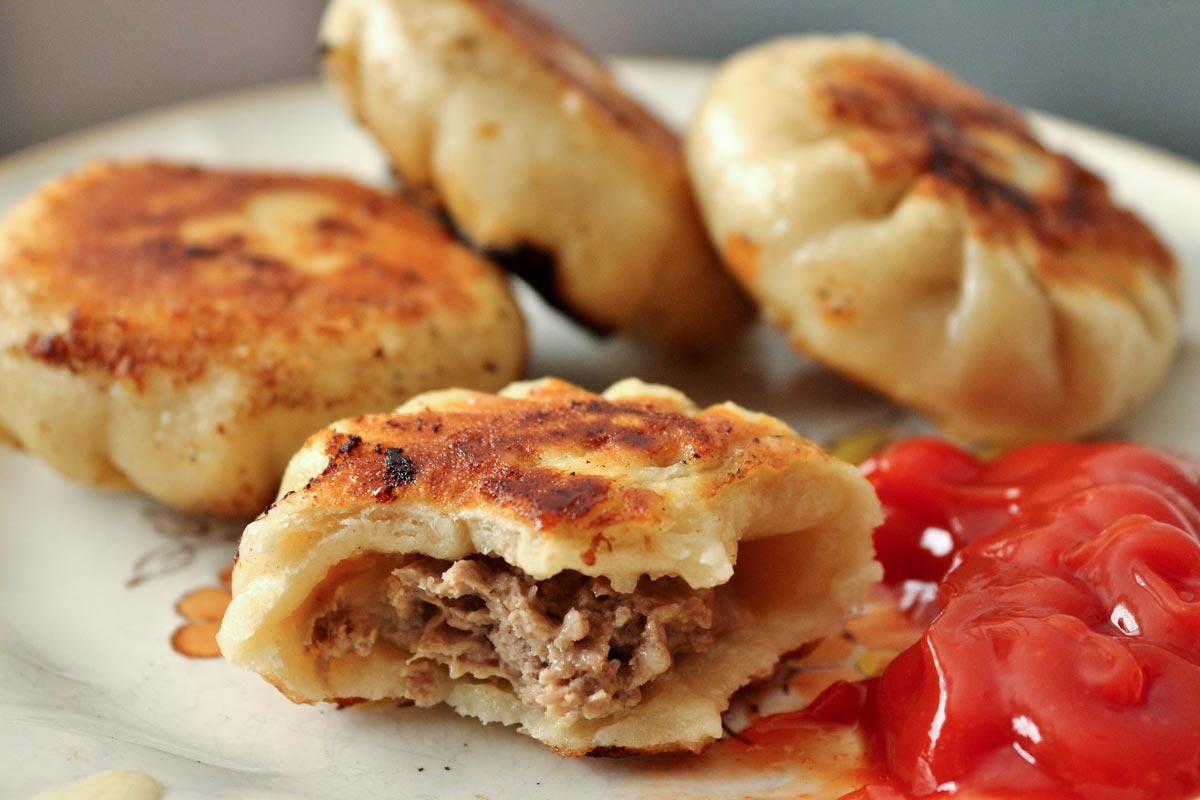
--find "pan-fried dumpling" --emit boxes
[217,377,881,755]
[687,35,1180,442]
[0,161,525,516]
[320,0,751,350]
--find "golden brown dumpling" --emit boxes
[0,161,525,515]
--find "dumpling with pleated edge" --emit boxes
[687,34,1180,443]
[320,0,752,351]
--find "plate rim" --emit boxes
[2,57,1199,187]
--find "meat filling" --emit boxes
[309,555,717,720]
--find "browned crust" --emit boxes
[294,379,802,538]
[461,0,680,154]
[4,161,500,388]
[578,738,714,759]
[814,53,1177,299]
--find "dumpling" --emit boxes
[0,160,525,516]
[319,0,751,350]
[687,35,1180,442]
[217,377,881,755]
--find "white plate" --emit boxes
[1,59,1197,799]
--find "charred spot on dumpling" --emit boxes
[383,447,417,485]
[432,201,613,335]
[815,52,1176,291]
[301,381,737,527]
[482,241,614,336]
[816,54,1034,192]
[480,243,557,308]
[479,468,612,528]
[687,35,1180,442]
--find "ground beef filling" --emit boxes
[310,555,717,720]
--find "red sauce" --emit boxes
[744,439,1200,799]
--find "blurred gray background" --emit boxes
[2,0,1197,160]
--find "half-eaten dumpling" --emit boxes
[217,377,881,754]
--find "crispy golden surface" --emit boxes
[287,378,806,556]
[0,160,525,514]
[8,161,499,385]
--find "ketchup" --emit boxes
[745,439,1200,799]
